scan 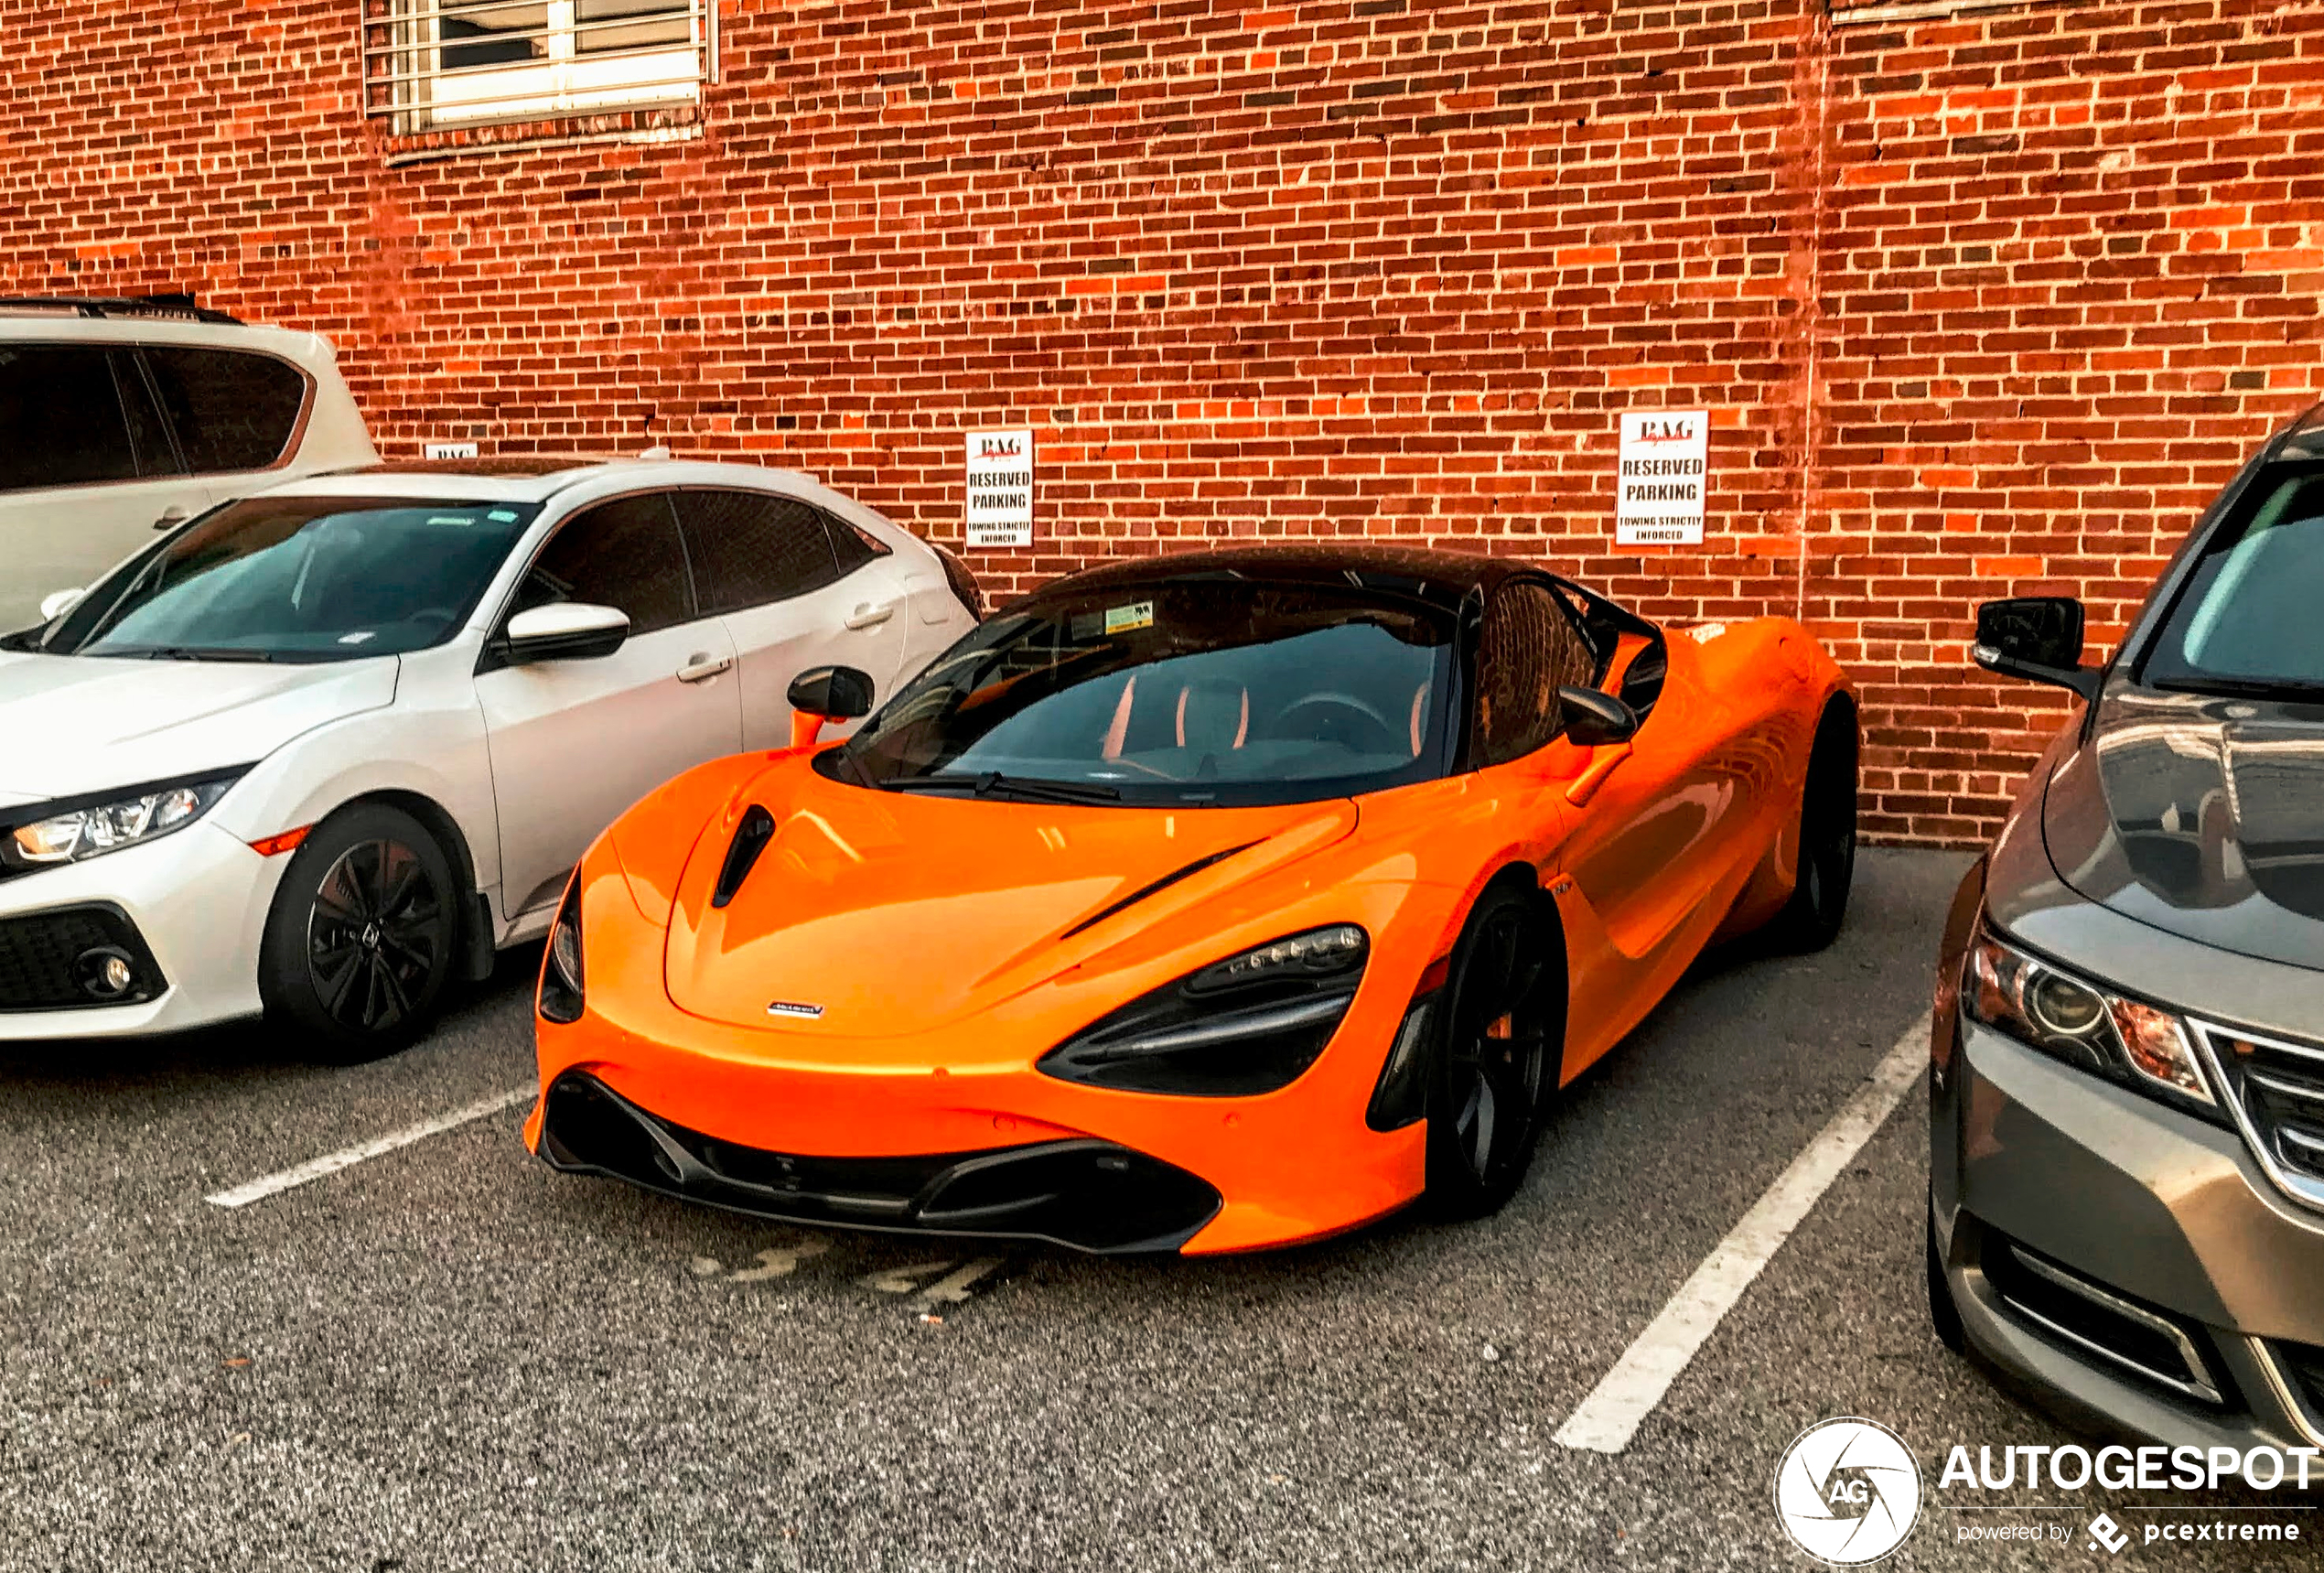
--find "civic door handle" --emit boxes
[153,507,189,532]
[845,600,896,630]
[675,653,733,684]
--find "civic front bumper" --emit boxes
[0,823,281,1040]
[1933,1014,2324,1451]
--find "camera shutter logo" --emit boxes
[1772,1418,1922,1565]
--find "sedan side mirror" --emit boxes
[38,588,82,622]
[1558,685,1640,748]
[1974,597,2099,701]
[787,663,876,749]
[501,603,629,664]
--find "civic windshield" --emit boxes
[2145,464,2324,695]
[47,496,540,663]
[825,579,1461,806]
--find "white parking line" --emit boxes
[1552,1013,1932,1455]
[204,1086,535,1209]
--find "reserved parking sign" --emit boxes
[965,428,1034,548]
[1615,410,1708,545]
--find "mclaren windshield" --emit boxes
[825,578,1462,806]
[36,495,540,663]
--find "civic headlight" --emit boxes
[0,770,245,872]
[1039,924,1369,1096]
[1964,931,2216,1113]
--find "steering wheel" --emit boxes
[1271,692,1404,755]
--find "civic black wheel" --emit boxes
[1770,698,1858,953]
[260,803,460,1062]
[1424,885,1563,1219]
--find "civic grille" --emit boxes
[2194,1020,2324,1213]
[0,904,166,1011]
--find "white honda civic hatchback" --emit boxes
[0,457,979,1058]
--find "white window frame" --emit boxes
[361,1,714,137]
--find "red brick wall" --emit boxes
[5,0,2321,846]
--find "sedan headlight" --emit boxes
[1964,931,2217,1114]
[0,770,245,872]
[1040,924,1369,1096]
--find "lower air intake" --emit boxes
[537,1072,1221,1255]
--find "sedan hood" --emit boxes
[0,652,399,800]
[2043,683,2324,972]
[662,761,1360,1037]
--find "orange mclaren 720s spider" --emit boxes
[526,545,1856,1254]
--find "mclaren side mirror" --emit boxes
[38,588,83,622]
[787,663,877,749]
[500,603,630,664]
[1974,597,2100,701]
[1558,685,1641,749]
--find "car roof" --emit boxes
[2278,402,2324,461]
[1031,544,1544,606]
[243,458,832,505]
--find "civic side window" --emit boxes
[0,345,146,491]
[824,511,890,576]
[510,493,693,636]
[1476,581,1598,767]
[140,347,309,473]
[672,490,842,613]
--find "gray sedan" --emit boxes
[1931,403,2324,1451]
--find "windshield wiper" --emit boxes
[2151,674,2324,702]
[98,644,284,663]
[884,771,1123,805]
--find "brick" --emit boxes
[6,0,2316,853]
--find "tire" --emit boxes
[1928,1201,1967,1355]
[1423,884,1563,1220]
[1768,698,1858,953]
[258,803,461,1063]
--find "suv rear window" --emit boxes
[0,346,147,491]
[142,347,308,473]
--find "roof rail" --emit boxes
[0,294,242,325]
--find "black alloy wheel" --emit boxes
[1770,699,1858,953]
[259,803,460,1062]
[1424,885,1562,1219]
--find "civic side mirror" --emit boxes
[38,588,83,622]
[1974,597,2099,701]
[1558,685,1640,748]
[500,603,629,664]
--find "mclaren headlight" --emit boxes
[1964,930,2217,1115]
[540,878,585,1025]
[0,769,246,872]
[1039,924,1369,1096]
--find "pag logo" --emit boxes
[1773,1418,1924,1566]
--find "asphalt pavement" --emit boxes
[3,848,2315,1570]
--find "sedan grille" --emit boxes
[2194,1020,2324,1213]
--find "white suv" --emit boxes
[0,458,980,1058]
[0,296,376,630]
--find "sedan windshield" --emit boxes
[827,579,1460,807]
[46,495,539,663]
[2145,464,2324,695]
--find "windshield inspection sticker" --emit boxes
[1104,601,1155,635]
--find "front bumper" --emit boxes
[1933,1013,2324,1450]
[0,823,280,1039]
[538,1071,1223,1253]
[527,862,1439,1254]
